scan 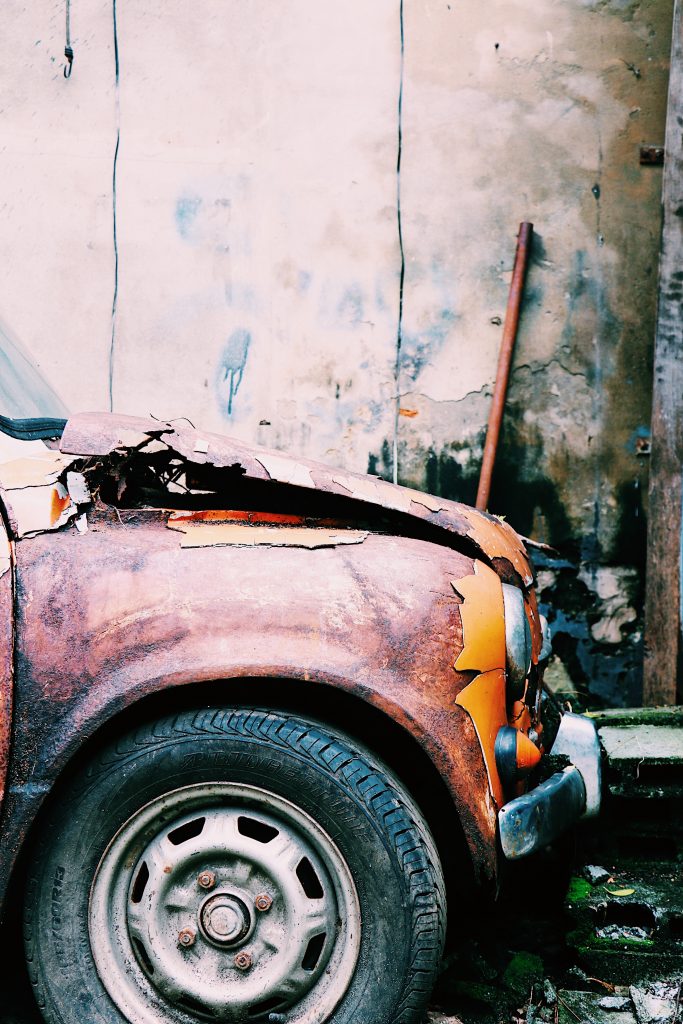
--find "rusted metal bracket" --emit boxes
[640,145,665,166]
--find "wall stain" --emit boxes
[216,328,251,417]
[175,195,203,240]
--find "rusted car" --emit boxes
[0,340,600,1024]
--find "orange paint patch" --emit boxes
[455,668,507,806]
[399,408,418,418]
[509,699,533,735]
[50,487,72,525]
[452,561,505,673]
[169,509,307,526]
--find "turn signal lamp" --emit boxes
[495,725,542,788]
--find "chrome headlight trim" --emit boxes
[501,583,532,698]
[539,613,552,663]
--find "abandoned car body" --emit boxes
[0,408,601,1024]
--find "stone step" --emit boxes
[565,861,683,984]
[567,711,683,987]
[599,724,683,799]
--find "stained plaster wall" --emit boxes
[0,1,674,706]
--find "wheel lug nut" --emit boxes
[254,892,273,912]
[197,870,216,890]
[234,951,253,971]
[178,927,196,948]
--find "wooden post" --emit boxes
[643,0,683,706]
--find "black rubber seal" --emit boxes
[0,416,67,441]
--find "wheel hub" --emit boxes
[88,783,361,1024]
[199,891,251,946]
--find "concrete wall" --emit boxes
[0,0,674,706]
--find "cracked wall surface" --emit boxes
[0,0,674,705]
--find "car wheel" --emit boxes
[24,708,446,1024]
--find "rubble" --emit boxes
[426,1014,465,1024]
[599,995,634,1012]
[557,990,637,1024]
[583,864,611,885]
[629,983,681,1024]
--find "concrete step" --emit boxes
[599,723,683,799]
[565,708,683,986]
[565,862,683,984]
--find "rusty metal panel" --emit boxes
[0,518,500,907]
[59,411,535,588]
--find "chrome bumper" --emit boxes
[499,712,602,860]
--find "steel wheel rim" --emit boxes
[89,783,361,1024]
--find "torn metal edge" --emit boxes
[59,412,534,584]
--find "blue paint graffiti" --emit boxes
[400,307,458,383]
[337,283,365,326]
[175,195,203,240]
[216,328,251,417]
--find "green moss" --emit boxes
[451,980,499,1008]
[584,935,656,950]
[566,927,590,948]
[568,876,593,901]
[566,876,593,902]
[502,951,545,997]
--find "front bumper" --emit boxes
[498,712,602,860]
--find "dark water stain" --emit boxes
[536,554,644,710]
[424,447,480,507]
[609,478,647,574]
[489,420,579,556]
[367,441,394,480]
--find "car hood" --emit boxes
[59,411,534,588]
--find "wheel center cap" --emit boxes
[200,893,251,946]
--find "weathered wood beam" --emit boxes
[643,0,683,706]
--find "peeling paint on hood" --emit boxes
[167,519,369,549]
[60,412,534,586]
[0,448,91,539]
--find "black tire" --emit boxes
[24,708,446,1024]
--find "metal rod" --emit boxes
[475,221,534,511]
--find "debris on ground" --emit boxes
[629,982,682,1024]
[556,989,638,1023]
[426,1013,465,1023]
[584,864,611,885]
[599,995,636,1011]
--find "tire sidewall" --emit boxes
[26,714,432,1024]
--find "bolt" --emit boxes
[254,892,273,912]
[178,928,196,948]
[197,870,216,890]
[234,951,253,971]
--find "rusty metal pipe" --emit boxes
[476,222,534,511]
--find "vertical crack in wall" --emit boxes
[392,0,405,486]
[109,0,121,412]
[589,121,605,568]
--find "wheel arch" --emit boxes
[5,675,479,942]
